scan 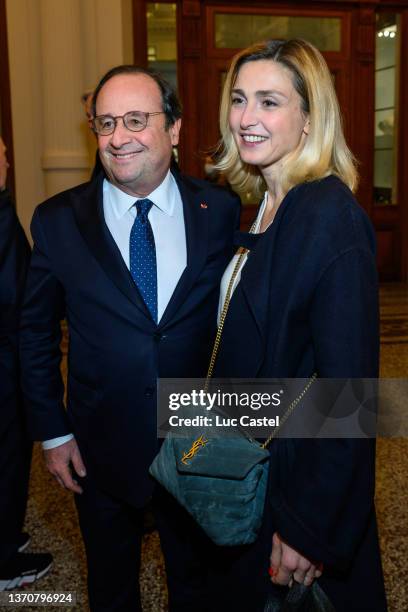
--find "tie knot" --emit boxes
[136,198,153,221]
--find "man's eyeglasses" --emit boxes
[92,110,165,135]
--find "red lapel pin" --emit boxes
[200,202,208,209]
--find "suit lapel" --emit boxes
[159,173,209,327]
[71,175,150,317]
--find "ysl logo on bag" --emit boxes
[181,435,209,465]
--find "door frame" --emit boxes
[0,0,15,196]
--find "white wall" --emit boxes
[6,0,133,239]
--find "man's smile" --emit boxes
[108,150,143,160]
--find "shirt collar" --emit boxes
[103,170,176,219]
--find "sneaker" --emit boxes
[17,532,31,553]
[0,552,53,591]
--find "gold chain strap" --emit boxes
[204,223,316,446]
[205,219,258,391]
[205,250,249,387]
[260,372,317,449]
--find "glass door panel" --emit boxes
[374,14,400,205]
[146,2,178,90]
[215,14,341,52]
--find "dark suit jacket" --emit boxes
[0,190,30,431]
[20,172,240,506]
[214,176,386,608]
[0,190,32,565]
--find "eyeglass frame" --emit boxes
[92,110,165,135]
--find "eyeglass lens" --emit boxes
[94,111,148,134]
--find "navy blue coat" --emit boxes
[0,190,30,431]
[0,190,31,565]
[20,172,240,506]
[214,176,387,610]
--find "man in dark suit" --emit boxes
[0,138,52,590]
[20,66,240,610]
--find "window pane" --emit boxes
[374,14,400,205]
[375,67,395,110]
[147,3,177,90]
[375,109,394,147]
[215,14,341,51]
[374,149,393,195]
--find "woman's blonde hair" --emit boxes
[216,39,358,198]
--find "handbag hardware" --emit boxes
[181,434,209,465]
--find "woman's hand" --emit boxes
[269,532,323,587]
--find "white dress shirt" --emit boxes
[103,171,186,320]
[43,171,187,450]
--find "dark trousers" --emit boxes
[75,476,275,612]
[0,408,32,567]
[75,477,145,612]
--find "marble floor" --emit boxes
[375,284,408,612]
[2,284,408,612]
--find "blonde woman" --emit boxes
[210,40,387,611]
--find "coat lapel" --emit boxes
[238,186,298,353]
[232,229,274,350]
[159,173,209,327]
[71,175,151,317]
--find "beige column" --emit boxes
[6,0,45,238]
[6,0,134,239]
[80,0,133,87]
[40,0,90,197]
[78,0,134,169]
[40,0,134,197]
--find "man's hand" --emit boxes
[269,532,323,587]
[44,438,87,494]
[0,137,10,190]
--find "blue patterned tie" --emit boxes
[129,198,158,322]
